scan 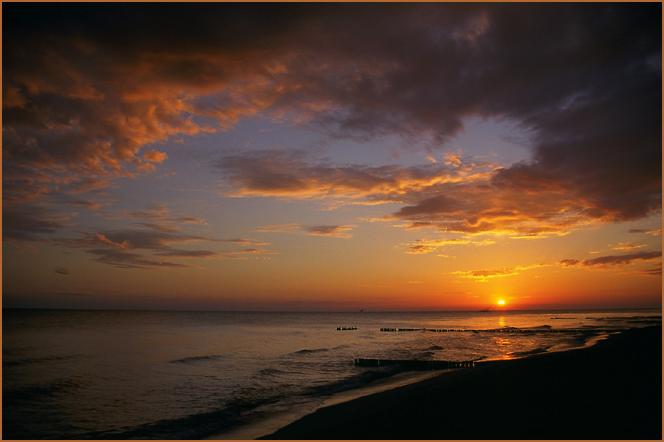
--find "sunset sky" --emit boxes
[3,3,662,310]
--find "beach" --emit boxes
[267,325,662,440]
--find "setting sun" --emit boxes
[497,299,507,307]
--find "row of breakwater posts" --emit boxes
[340,326,584,333]
[354,358,476,369]
[378,327,571,334]
[380,327,477,333]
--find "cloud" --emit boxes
[560,251,661,268]
[53,212,281,267]
[629,228,662,236]
[255,222,354,238]
[87,248,188,269]
[452,268,520,282]
[128,205,206,225]
[154,249,217,258]
[221,248,278,259]
[219,238,271,247]
[4,205,72,241]
[109,205,209,234]
[4,4,660,242]
[559,259,580,266]
[219,146,654,239]
[56,223,219,269]
[218,149,495,202]
[582,251,661,267]
[303,225,354,238]
[404,237,495,254]
[610,242,646,252]
[391,180,604,238]
[254,223,302,233]
[64,198,104,210]
[451,263,547,282]
[640,263,662,276]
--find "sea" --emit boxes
[3,308,661,439]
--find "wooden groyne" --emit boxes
[337,326,358,331]
[380,327,466,332]
[354,358,476,369]
[379,326,566,334]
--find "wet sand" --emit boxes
[266,325,662,440]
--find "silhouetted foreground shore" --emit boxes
[266,325,662,440]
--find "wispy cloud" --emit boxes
[219,238,271,247]
[221,248,279,259]
[255,223,355,239]
[218,149,495,202]
[404,237,495,255]
[87,248,189,269]
[303,225,354,238]
[451,263,548,282]
[254,223,302,233]
[4,205,73,241]
[629,228,662,237]
[560,251,661,269]
[610,242,646,252]
[57,227,217,269]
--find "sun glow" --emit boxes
[497,299,507,307]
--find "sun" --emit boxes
[497,299,507,307]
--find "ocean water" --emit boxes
[3,308,661,439]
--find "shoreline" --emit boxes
[209,370,448,440]
[265,325,662,440]
[214,328,612,440]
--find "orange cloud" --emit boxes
[218,150,496,202]
[560,251,661,268]
[304,225,354,238]
[629,228,662,237]
[404,237,495,254]
[451,263,548,282]
[255,222,354,239]
[5,4,660,248]
[610,242,646,252]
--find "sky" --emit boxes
[3,3,662,311]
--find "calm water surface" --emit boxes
[3,308,661,439]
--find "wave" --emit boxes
[78,366,407,440]
[508,346,551,358]
[80,365,410,438]
[5,378,81,403]
[4,354,78,368]
[257,367,285,376]
[626,318,662,324]
[302,367,403,397]
[79,394,282,439]
[590,315,662,322]
[169,354,224,364]
[292,348,330,355]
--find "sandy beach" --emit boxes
[266,325,662,440]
